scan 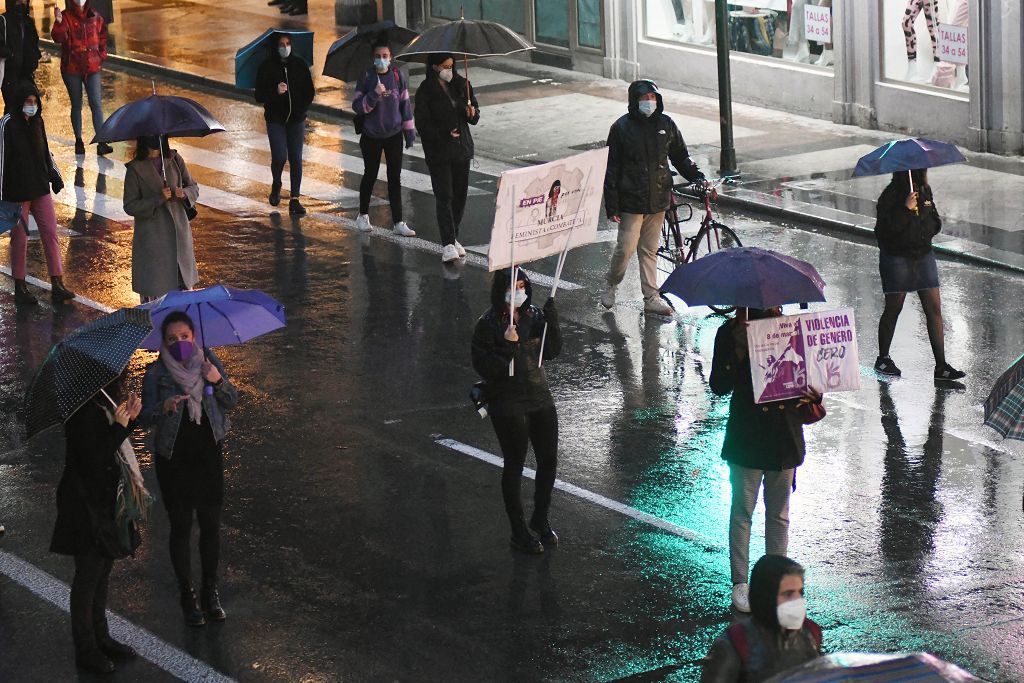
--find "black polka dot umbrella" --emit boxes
[23,308,154,439]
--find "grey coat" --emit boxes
[123,151,199,299]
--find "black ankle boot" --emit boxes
[97,634,136,661]
[14,279,37,306]
[51,276,76,303]
[509,517,543,555]
[75,648,115,674]
[529,515,559,546]
[201,583,227,621]
[180,585,207,627]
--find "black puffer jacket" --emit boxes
[604,79,704,217]
[0,0,41,92]
[414,70,479,166]
[700,618,822,683]
[471,270,562,417]
[874,180,941,258]
[0,82,62,202]
[254,50,315,125]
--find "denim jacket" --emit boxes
[140,350,238,458]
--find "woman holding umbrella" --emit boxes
[873,169,965,381]
[141,311,238,626]
[414,52,479,264]
[122,135,200,302]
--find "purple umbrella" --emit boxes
[660,247,826,309]
[137,285,286,351]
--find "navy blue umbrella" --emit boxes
[660,247,826,309]
[324,21,418,82]
[91,94,225,144]
[23,308,153,439]
[853,138,966,177]
[235,29,314,89]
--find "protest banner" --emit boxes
[747,308,860,404]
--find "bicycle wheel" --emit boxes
[657,212,686,280]
[690,222,742,315]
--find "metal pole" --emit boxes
[715,0,738,177]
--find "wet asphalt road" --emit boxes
[1,60,1024,682]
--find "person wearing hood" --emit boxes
[122,134,200,302]
[50,374,145,674]
[414,51,480,264]
[601,79,705,316]
[351,34,415,237]
[700,555,822,682]
[254,33,315,216]
[140,312,239,627]
[0,83,76,305]
[0,0,42,113]
[471,269,562,554]
[51,0,112,156]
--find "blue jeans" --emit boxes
[267,120,305,197]
[62,72,104,142]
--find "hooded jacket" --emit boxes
[51,0,108,76]
[471,270,562,417]
[604,80,704,217]
[352,65,415,144]
[254,42,315,125]
[0,82,62,202]
[874,177,941,259]
[0,0,41,92]
[414,68,480,166]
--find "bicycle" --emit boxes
[657,179,742,315]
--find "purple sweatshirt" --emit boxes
[352,67,415,143]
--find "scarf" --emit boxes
[160,341,205,424]
[99,393,153,550]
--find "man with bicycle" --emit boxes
[602,79,706,316]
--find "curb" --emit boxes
[42,40,1024,278]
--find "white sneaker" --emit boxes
[732,583,751,613]
[815,49,834,67]
[393,221,416,237]
[355,214,374,232]
[600,285,617,310]
[644,295,674,316]
[453,240,467,257]
[441,244,460,263]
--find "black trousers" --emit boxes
[164,500,221,588]
[490,406,559,522]
[358,132,404,221]
[427,159,471,246]
[71,554,114,654]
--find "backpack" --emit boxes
[726,619,822,669]
[354,68,403,136]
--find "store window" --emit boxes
[882,0,969,91]
[536,0,570,47]
[578,0,602,48]
[430,1,526,33]
[644,1,836,69]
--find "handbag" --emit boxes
[798,401,826,425]
[0,199,24,235]
[469,381,489,418]
[171,154,199,221]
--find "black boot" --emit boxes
[75,648,115,674]
[529,515,559,546]
[288,198,306,215]
[269,180,282,207]
[509,516,543,555]
[14,279,37,306]
[97,142,114,155]
[74,138,86,155]
[287,2,307,15]
[97,634,136,661]
[180,585,207,627]
[51,276,76,304]
[201,583,227,621]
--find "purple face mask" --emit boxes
[168,340,193,363]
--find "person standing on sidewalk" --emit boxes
[0,0,42,113]
[709,307,822,613]
[414,52,479,264]
[255,33,314,216]
[601,79,705,316]
[472,269,562,554]
[51,0,113,156]
[0,82,76,305]
[141,312,238,627]
[351,35,416,237]
[873,169,965,382]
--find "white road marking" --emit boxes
[435,437,722,549]
[0,550,236,682]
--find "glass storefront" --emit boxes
[429,0,602,53]
[644,1,835,69]
[881,0,969,92]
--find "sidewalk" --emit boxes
[30,0,1024,273]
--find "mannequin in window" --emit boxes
[902,0,940,83]
[931,0,967,90]
[812,0,833,66]
[785,0,812,63]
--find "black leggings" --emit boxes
[358,132,404,220]
[71,554,114,654]
[490,406,559,522]
[166,501,221,588]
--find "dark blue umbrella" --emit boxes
[138,285,286,351]
[853,138,966,177]
[23,308,153,439]
[235,29,314,89]
[660,247,826,309]
[91,94,225,144]
[323,21,418,82]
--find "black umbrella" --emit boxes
[23,308,153,439]
[323,20,418,82]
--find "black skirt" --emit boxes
[155,411,224,508]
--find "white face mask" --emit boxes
[776,598,806,630]
[505,289,527,307]
[438,68,454,83]
[22,104,38,117]
[74,0,86,6]
[638,100,657,117]
[374,57,390,72]
[278,45,291,59]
